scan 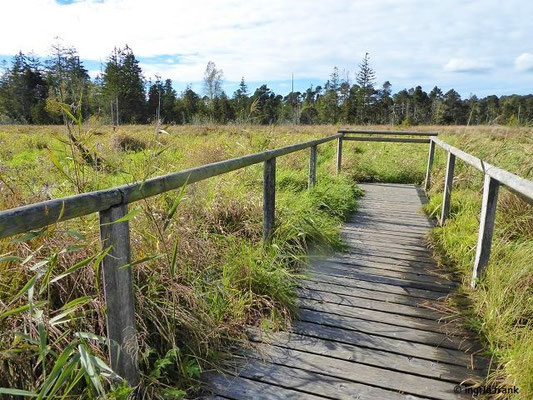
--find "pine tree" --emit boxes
[356,52,376,122]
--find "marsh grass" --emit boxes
[0,124,359,398]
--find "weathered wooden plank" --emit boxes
[99,204,139,386]
[336,136,343,174]
[308,145,317,188]
[343,137,430,144]
[297,308,479,352]
[292,321,485,368]
[297,297,447,333]
[471,175,500,287]
[308,263,454,293]
[248,329,477,383]
[204,371,325,399]
[263,157,276,242]
[296,287,441,320]
[310,259,454,287]
[305,272,446,300]
[332,252,437,269]
[440,152,456,225]
[343,248,436,265]
[425,140,436,191]
[232,357,427,400]
[339,129,438,136]
[239,343,466,399]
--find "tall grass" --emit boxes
[0,124,359,397]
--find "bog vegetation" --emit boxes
[0,123,531,399]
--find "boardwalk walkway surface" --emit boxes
[202,183,486,400]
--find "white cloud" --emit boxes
[444,58,492,73]
[1,0,533,95]
[515,53,533,72]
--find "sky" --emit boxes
[1,0,532,98]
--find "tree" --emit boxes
[356,52,376,122]
[203,61,223,101]
[102,45,147,123]
[232,77,249,122]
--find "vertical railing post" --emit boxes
[440,152,456,225]
[336,136,343,174]
[309,145,317,188]
[263,157,276,242]
[99,204,140,386]
[471,175,500,287]
[424,139,435,192]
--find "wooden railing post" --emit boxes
[440,152,456,225]
[471,175,500,287]
[263,158,276,242]
[424,140,435,192]
[336,136,343,174]
[99,204,140,386]
[309,145,317,188]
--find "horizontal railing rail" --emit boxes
[339,129,439,136]
[425,136,533,289]
[0,132,343,386]
[0,133,342,239]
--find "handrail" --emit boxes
[0,133,342,240]
[339,129,438,136]
[431,137,533,204]
[426,136,533,289]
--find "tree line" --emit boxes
[1,43,532,126]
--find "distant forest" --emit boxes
[1,42,532,126]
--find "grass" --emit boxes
[0,123,360,398]
[0,122,531,398]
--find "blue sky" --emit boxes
[1,0,533,97]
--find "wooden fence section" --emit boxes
[0,133,342,385]
[426,137,533,287]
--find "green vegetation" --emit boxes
[0,123,531,398]
[0,124,360,397]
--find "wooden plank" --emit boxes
[99,204,140,386]
[440,152,456,225]
[336,136,343,174]
[295,287,441,320]
[343,137,430,144]
[204,371,325,399]
[263,158,276,242]
[425,140,436,191]
[332,252,437,269]
[296,297,447,333]
[339,129,438,136]
[308,145,317,188]
[297,309,480,352]
[248,329,477,383]
[292,321,485,368]
[306,272,446,300]
[310,259,454,287]
[240,343,467,399]
[471,175,499,287]
[232,357,426,400]
[308,263,453,293]
[342,248,436,265]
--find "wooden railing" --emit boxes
[0,133,341,385]
[424,137,533,287]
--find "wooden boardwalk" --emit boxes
[202,183,486,399]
